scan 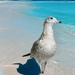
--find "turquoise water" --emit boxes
[25,2,75,24]
[0,2,75,74]
[25,1,75,36]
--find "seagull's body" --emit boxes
[22,16,61,74]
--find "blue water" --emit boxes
[0,2,75,74]
[25,2,75,24]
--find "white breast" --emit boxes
[39,39,56,59]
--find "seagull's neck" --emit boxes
[40,23,55,41]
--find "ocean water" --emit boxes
[0,1,75,74]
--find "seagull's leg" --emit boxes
[40,61,47,74]
[35,58,47,74]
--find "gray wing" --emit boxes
[30,40,40,57]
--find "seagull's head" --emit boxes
[44,16,61,25]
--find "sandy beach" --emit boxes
[3,57,75,75]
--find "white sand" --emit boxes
[3,55,75,75]
[3,58,75,75]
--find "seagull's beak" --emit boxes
[58,21,62,23]
[56,20,62,24]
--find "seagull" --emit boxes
[22,16,61,74]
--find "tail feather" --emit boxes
[22,53,30,57]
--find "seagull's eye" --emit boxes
[50,17,53,19]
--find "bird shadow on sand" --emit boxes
[13,58,41,75]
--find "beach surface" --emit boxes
[3,57,75,75]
